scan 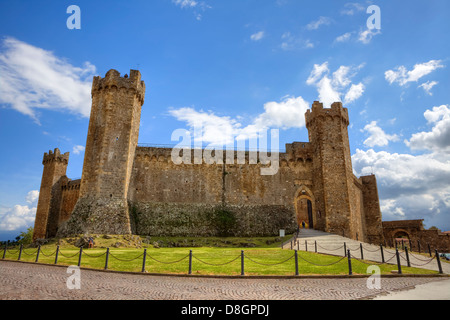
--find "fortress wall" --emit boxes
[127,147,313,236]
[59,179,81,226]
[349,177,365,241]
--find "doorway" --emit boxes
[296,197,314,229]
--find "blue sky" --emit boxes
[0,0,449,241]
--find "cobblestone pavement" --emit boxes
[0,260,448,300]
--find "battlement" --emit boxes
[305,101,349,128]
[92,69,145,103]
[42,148,69,165]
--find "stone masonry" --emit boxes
[33,69,385,243]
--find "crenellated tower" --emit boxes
[305,101,355,237]
[33,148,69,240]
[58,69,145,236]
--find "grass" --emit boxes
[1,242,440,276]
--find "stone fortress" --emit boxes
[33,69,388,244]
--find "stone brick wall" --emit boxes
[33,148,69,240]
[57,70,145,237]
[383,220,450,251]
[33,70,385,243]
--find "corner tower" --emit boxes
[306,101,355,237]
[33,148,69,240]
[59,69,145,236]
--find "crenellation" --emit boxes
[34,69,385,244]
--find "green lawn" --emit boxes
[1,245,439,276]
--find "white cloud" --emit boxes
[280,32,314,51]
[306,62,365,107]
[72,145,85,155]
[0,191,38,232]
[358,29,381,44]
[25,190,39,205]
[172,0,198,8]
[306,16,331,30]
[352,148,450,227]
[172,0,210,20]
[0,37,96,123]
[353,107,450,229]
[385,60,444,86]
[406,105,450,153]
[169,95,309,145]
[344,83,365,104]
[341,3,365,15]
[362,121,399,147]
[335,32,352,43]
[418,80,438,96]
[250,31,265,41]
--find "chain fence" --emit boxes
[1,240,446,276]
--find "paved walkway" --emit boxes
[284,229,450,274]
[0,260,448,300]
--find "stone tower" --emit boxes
[58,69,145,236]
[33,148,69,240]
[305,101,357,238]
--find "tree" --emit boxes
[16,227,34,245]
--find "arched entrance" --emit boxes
[294,186,315,229]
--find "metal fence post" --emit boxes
[297,241,299,251]
[18,244,23,261]
[305,240,308,252]
[189,250,192,275]
[344,242,347,256]
[241,250,245,276]
[435,250,443,274]
[428,244,432,257]
[347,250,352,275]
[360,243,364,260]
[104,248,110,270]
[295,250,299,276]
[142,249,147,273]
[417,240,421,254]
[405,247,411,267]
[380,244,385,263]
[315,240,317,253]
[395,248,402,274]
[35,245,41,263]
[54,245,59,264]
[2,244,6,259]
[78,247,83,267]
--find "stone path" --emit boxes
[0,260,448,300]
[284,229,450,274]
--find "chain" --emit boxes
[316,244,345,251]
[109,252,144,262]
[82,251,107,258]
[361,246,381,253]
[244,253,295,266]
[297,252,347,267]
[409,256,436,267]
[5,248,20,255]
[21,249,38,256]
[58,251,80,259]
[192,254,241,266]
[147,253,190,265]
[39,249,57,257]
[349,253,385,265]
